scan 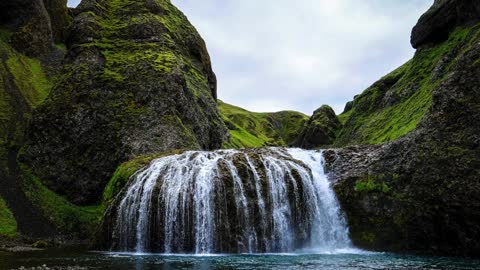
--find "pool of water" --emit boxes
[1,247,479,270]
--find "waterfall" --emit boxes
[107,148,351,254]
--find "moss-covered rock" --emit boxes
[219,100,309,148]
[297,105,341,149]
[20,0,228,205]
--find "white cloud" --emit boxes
[172,0,433,115]
[67,0,81,7]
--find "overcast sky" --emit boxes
[67,0,432,115]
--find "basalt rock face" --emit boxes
[297,105,341,149]
[411,0,480,48]
[21,0,228,205]
[327,5,480,256]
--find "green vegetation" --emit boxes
[355,175,391,193]
[20,164,102,235]
[336,26,478,145]
[219,100,308,148]
[6,54,51,107]
[103,149,186,205]
[0,39,52,128]
[0,196,17,237]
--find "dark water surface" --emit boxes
[1,247,479,270]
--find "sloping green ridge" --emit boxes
[219,100,309,148]
[336,26,479,146]
[0,196,17,237]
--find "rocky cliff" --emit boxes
[326,0,480,257]
[19,0,228,205]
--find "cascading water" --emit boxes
[104,148,352,254]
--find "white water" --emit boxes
[110,148,352,254]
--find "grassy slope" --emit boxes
[0,196,17,237]
[219,100,309,148]
[336,26,479,146]
[20,164,103,236]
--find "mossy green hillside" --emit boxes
[336,26,479,146]
[0,196,17,237]
[219,100,308,148]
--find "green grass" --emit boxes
[336,26,478,145]
[0,196,17,237]
[355,175,391,193]
[5,50,51,108]
[219,100,308,148]
[20,164,102,235]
